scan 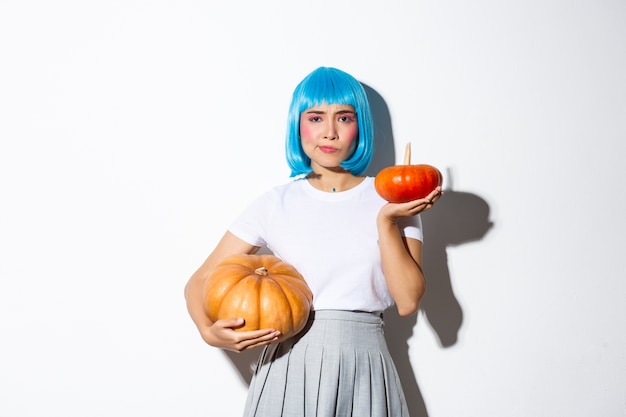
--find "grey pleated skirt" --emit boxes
[243,310,409,417]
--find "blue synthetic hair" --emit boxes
[285,67,374,177]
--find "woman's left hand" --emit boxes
[378,186,443,223]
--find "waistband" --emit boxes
[308,309,383,323]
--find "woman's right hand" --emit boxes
[200,318,282,353]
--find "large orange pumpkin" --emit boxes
[204,254,313,343]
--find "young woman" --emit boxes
[184,66,442,416]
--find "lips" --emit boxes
[318,146,339,154]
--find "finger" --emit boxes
[411,200,434,215]
[236,331,281,351]
[257,332,280,345]
[233,329,281,345]
[415,198,435,209]
[217,317,245,330]
[425,188,442,201]
[423,188,444,207]
[238,328,280,339]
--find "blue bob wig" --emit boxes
[285,67,374,177]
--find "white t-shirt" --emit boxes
[228,176,423,312]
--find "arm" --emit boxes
[184,231,281,352]
[377,187,442,316]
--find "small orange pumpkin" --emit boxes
[204,254,313,343]
[375,142,442,203]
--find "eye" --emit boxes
[308,116,323,122]
[338,114,356,123]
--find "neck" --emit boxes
[306,169,363,193]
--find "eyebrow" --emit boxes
[304,109,356,114]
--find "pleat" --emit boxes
[380,351,409,416]
[281,343,306,416]
[243,342,287,415]
[335,348,356,416]
[302,343,324,417]
[369,351,388,416]
[243,310,409,417]
[353,350,372,416]
[316,345,340,415]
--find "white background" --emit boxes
[1,1,625,416]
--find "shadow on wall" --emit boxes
[382,188,493,416]
[221,84,494,417]
[364,84,494,416]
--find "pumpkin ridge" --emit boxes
[272,274,312,296]
[272,277,313,330]
[270,272,306,283]
[270,265,302,275]
[285,291,307,329]
[204,275,246,319]
[218,274,262,330]
[258,278,291,331]
[278,278,308,296]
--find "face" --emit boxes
[299,103,359,172]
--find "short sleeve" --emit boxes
[397,213,423,242]
[228,191,274,248]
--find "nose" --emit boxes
[324,122,338,140]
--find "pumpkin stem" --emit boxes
[254,266,269,276]
[403,142,411,165]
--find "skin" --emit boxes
[184,103,442,352]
